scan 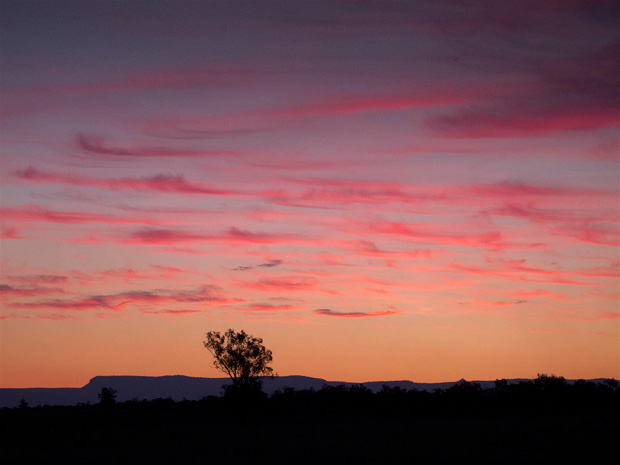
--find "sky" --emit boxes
[0,0,618,388]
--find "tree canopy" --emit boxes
[203,329,274,393]
[97,387,117,405]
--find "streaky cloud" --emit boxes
[257,259,283,268]
[314,307,403,318]
[76,133,238,158]
[127,227,299,246]
[16,167,237,196]
[1,204,160,226]
[8,285,231,312]
[233,259,283,271]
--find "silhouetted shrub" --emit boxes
[97,387,117,406]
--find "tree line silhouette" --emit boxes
[81,374,617,413]
[7,373,619,414]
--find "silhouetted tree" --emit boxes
[535,373,567,390]
[494,379,509,391]
[603,378,619,391]
[98,387,117,405]
[203,329,274,396]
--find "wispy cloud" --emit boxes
[243,277,319,292]
[126,227,300,246]
[314,307,403,318]
[449,259,619,285]
[264,93,466,118]
[0,283,65,297]
[5,274,68,285]
[427,41,620,138]
[234,259,284,271]
[8,285,231,312]
[16,167,237,196]
[1,205,159,226]
[140,309,202,316]
[0,226,21,239]
[458,298,528,307]
[76,133,238,158]
[257,259,283,268]
[358,219,542,251]
[241,302,298,312]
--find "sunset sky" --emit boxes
[1,0,618,388]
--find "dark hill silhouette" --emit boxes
[1,375,327,407]
[0,375,607,408]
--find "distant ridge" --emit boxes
[0,375,608,408]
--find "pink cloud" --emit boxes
[11,298,107,311]
[360,219,543,250]
[242,276,319,292]
[458,298,528,307]
[150,265,186,274]
[427,41,619,138]
[264,178,443,209]
[591,331,617,338]
[141,309,202,316]
[233,259,284,271]
[0,313,78,321]
[127,228,207,245]
[346,240,434,259]
[16,167,237,196]
[550,223,620,247]
[1,205,159,226]
[265,93,466,118]
[225,227,295,244]
[5,274,68,285]
[587,289,620,301]
[484,204,595,224]
[141,118,287,141]
[561,311,620,322]
[428,106,619,138]
[264,178,619,220]
[242,303,299,312]
[125,227,301,246]
[64,266,200,287]
[448,260,611,285]
[482,202,619,246]
[76,133,238,158]
[8,285,231,312]
[505,259,619,279]
[0,284,65,297]
[465,181,611,199]
[98,267,184,284]
[137,92,471,153]
[0,226,21,239]
[506,289,566,300]
[314,307,403,318]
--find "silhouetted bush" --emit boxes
[97,387,117,406]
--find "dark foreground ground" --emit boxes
[2,379,618,464]
[3,407,618,464]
